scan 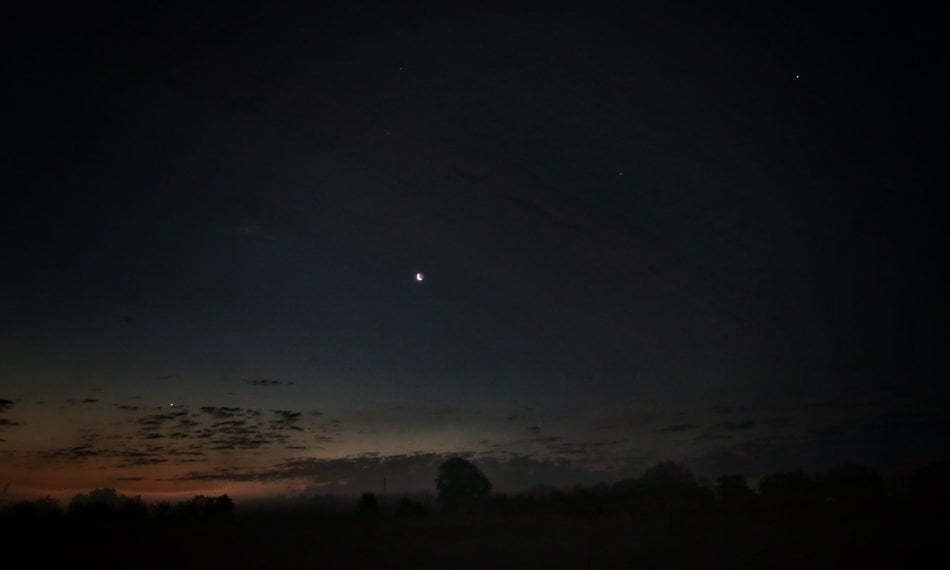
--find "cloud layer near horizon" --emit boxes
[2,383,948,497]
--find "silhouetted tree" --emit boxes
[68,488,149,522]
[715,474,755,507]
[69,488,120,521]
[911,461,950,508]
[210,494,235,520]
[395,496,427,518]
[821,463,885,505]
[151,501,172,521]
[635,461,713,513]
[356,492,380,517]
[119,495,149,521]
[436,457,492,513]
[174,494,235,521]
[34,496,62,515]
[12,501,38,523]
[758,471,821,508]
[642,461,698,487]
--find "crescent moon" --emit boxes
[415,272,424,282]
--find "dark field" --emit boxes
[2,496,945,569]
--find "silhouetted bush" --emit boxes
[436,457,492,513]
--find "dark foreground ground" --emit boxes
[1,504,945,569]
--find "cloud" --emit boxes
[64,398,100,406]
[114,315,136,327]
[0,397,21,429]
[271,410,303,431]
[136,410,188,429]
[153,374,181,382]
[542,439,632,466]
[765,417,794,427]
[237,222,275,240]
[709,406,746,415]
[42,442,107,460]
[245,378,287,387]
[683,409,950,475]
[129,407,311,450]
[41,434,188,468]
[530,436,563,444]
[199,406,247,419]
[694,433,732,441]
[715,420,757,431]
[169,451,648,492]
[658,423,703,433]
[38,402,317,466]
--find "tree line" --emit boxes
[2,458,948,523]
[2,487,234,523]
[345,457,950,520]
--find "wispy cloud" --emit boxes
[168,451,649,492]
[0,399,18,429]
[715,420,756,431]
[658,423,703,433]
[153,374,181,382]
[245,378,290,387]
[64,398,100,406]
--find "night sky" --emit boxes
[2,2,946,499]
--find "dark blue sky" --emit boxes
[1,1,946,497]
